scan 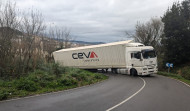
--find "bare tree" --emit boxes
[133,18,164,53]
[0,1,73,77]
[48,26,72,49]
[42,26,72,62]
[19,9,46,72]
[0,1,21,77]
[42,34,57,62]
[63,28,72,48]
[128,18,165,69]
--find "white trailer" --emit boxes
[53,40,158,76]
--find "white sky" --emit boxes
[6,0,183,42]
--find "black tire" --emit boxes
[105,69,108,73]
[146,74,151,77]
[130,69,137,76]
[86,69,97,72]
[111,68,118,74]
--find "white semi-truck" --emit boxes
[53,40,158,76]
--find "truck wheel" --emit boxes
[111,68,118,74]
[86,69,97,72]
[130,69,137,76]
[105,69,108,73]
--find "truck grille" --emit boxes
[148,67,154,69]
[147,65,155,69]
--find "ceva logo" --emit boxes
[72,51,98,59]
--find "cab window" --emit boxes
[131,52,141,59]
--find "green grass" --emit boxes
[157,71,190,85]
[0,67,108,101]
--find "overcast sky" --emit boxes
[8,0,183,42]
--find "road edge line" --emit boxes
[163,76,190,88]
[175,79,190,88]
[106,77,146,111]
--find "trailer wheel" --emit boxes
[86,69,97,72]
[111,68,118,74]
[130,69,137,76]
[105,69,108,73]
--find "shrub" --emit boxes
[38,65,50,73]
[0,80,12,87]
[67,68,81,74]
[28,70,55,82]
[58,77,78,86]
[35,60,48,71]
[15,78,39,92]
[38,80,49,87]
[80,74,88,81]
[31,70,48,75]
[52,63,65,77]
[27,74,40,82]
[181,67,190,80]
[0,89,9,100]
[94,74,103,79]
[73,73,88,81]
[43,75,54,81]
[71,73,78,78]
[46,81,58,88]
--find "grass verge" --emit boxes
[0,67,108,101]
[157,71,190,86]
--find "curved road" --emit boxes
[0,74,190,111]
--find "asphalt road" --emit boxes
[0,73,190,111]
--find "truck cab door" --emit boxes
[130,52,142,67]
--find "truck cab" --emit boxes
[118,43,158,76]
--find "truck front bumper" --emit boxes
[137,66,158,76]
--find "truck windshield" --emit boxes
[142,50,156,59]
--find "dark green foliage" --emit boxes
[161,63,190,80]
[58,77,78,86]
[94,74,104,79]
[0,64,108,101]
[28,70,54,81]
[0,89,9,100]
[181,66,190,80]
[76,73,88,81]
[71,73,78,77]
[162,0,190,65]
[52,63,65,77]
[15,78,39,92]
[52,63,60,76]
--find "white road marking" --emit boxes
[176,80,190,88]
[106,77,146,111]
[167,77,190,88]
[158,75,190,88]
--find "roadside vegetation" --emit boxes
[158,71,190,86]
[0,63,108,101]
[158,65,190,85]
